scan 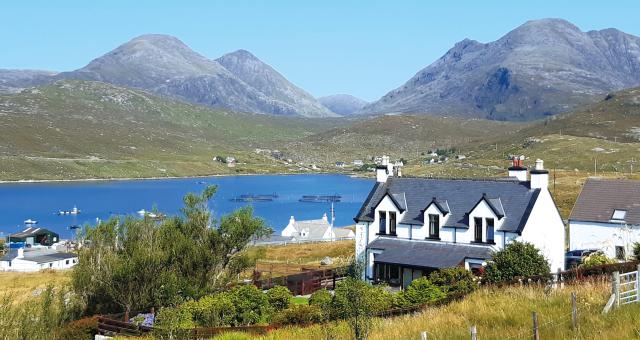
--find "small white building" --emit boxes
[282,214,355,242]
[355,157,565,288]
[353,160,364,166]
[569,178,640,260]
[0,247,78,272]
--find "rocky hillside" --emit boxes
[361,19,640,121]
[0,69,58,94]
[318,94,368,115]
[14,35,334,117]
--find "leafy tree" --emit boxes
[266,286,293,312]
[71,186,272,316]
[331,277,379,340]
[428,267,477,295]
[484,241,550,283]
[580,252,616,268]
[396,277,445,307]
[633,242,640,261]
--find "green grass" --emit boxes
[291,296,309,305]
[216,281,640,339]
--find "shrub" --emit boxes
[309,289,333,310]
[331,277,378,339]
[55,316,99,339]
[182,293,236,327]
[484,241,550,283]
[153,306,195,339]
[396,277,445,308]
[231,284,270,325]
[429,267,477,295]
[272,304,324,325]
[266,286,292,311]
[580,252,616,268]
[633,242,640,261]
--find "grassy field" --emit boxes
[218,281,640,340]
[249,240,354,277]
[0,270,71,304]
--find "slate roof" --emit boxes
[1,249,77,263]
[10,227,58,238]
[569,178,640,225]
[287,217,331,240]
[368,238,492,269]
[354,177,541,233]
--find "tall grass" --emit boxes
[217,281,640,339]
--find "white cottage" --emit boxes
[282,214,355,242]
[569,178,640,260]
[0,247,78,272]
[354,157,565,287]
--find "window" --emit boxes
[428,214,440,239]
[486,218,495,244]
[616,246,626,260]
[474,217,483,242]
[49,263,52,268]
[612,209,627,221]
[389,211,397,235]
[378,211,387,234]
[65,260,69,265]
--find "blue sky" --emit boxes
[1,1,639,101]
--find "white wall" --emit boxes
[0,257,78,272]
[458,200,503,244]
[519,190,565,272]
[569,220,640,259]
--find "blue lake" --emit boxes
[0,174,373,239]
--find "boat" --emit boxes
[68,225,81,230]
[24,219,38,224]
[137,209,147,216]
[57,206,81,215]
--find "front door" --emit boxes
[402,268,413,289]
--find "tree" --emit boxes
[484,241,550,283]
[332,277,377,340]
[71,185,272,316]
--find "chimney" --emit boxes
[530,159,549,190]
[289,216,295,224]
[376,155,392,183]
[322,213,328,222]
[17,247,24,259]
[508,155,527,182]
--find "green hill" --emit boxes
[0,80,340,180]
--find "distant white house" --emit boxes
[353,160,364,166]
[569,178,640,260]
[0,247,78,272]
[282,214,355,242]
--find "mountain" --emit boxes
[361,19,640,121]
[56,35,335,117]
[0,80,340,180]
[318,94,368,115]
[522,87,640,142]
[0,69,58,94]
[216,50,334,117]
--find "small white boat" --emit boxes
[69,206,80,215]
[24,219,38,224]
[137,209,147,216]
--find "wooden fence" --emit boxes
[253,266,348,295]
[97,316,153,337]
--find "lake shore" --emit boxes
[0,171,367,185]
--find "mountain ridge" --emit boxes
[360,18,640,121]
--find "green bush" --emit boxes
[396,277,445,307]
[266,286,292,311]
[580,252,616,268]
[331,277,379,339]
[153,306,195,339]
[55,316,99,339]
[272,304,324,325]
[309,289,333,309]
[428,267,477,295]
[231,284,271,325]
[633,242,640,261]
[484,241,550,283]
[182,293,236,327]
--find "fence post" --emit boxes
[558,268,564,289]
[532,312,539,340]
[613,271,620,307]
[421,331,428,340]
[571,292,578,331]
[470,325,477,340]
[637,265,640,303]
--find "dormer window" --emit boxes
[389,211,397,236]
[612,209,627,221]
[428,214,440,239]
